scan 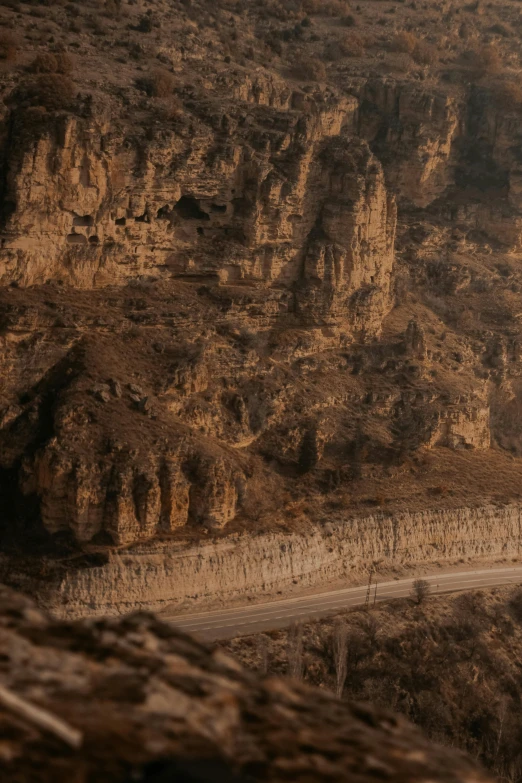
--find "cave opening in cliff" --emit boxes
[73,214,94,227]
[174,196,210,221]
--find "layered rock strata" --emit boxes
[3,0,522,610]
[2,502,519,618]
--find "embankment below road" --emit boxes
[2,503,521,618]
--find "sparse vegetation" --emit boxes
[30,51,73,74]
[224,588,522,782]
[324,33,365,59]
[303,0,351,16]
[15,74,76,112]
[469,43,502,78]
[411,578,430,604]
[0,31,17,62]
[294,57,326,81]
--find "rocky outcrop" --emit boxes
[3,502,519,619]
[0,586,491,783]
[0,96,396,334]
[3,0,522,614]
[360,82,462,208]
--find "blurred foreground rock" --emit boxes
[0,586,490,783]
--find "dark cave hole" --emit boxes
[174,196,210,221]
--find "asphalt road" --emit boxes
[169,566,522,641]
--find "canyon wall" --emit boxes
[4,502,519,618]
[3,0,522,611]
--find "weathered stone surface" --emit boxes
[2,502,520,618]
[3,0,522,616]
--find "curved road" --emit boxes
[170,566,522,641]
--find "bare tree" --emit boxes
[357,614,380,648]
[332,622,349,698]
[257,634,269,675]
[287,622,304,680]
[411,579,431,605]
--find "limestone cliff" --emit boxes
[1,0,522,607]
[2,502,520,618]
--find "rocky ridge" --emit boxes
[1,0,522,606]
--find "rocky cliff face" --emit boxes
[3,502,519,618]
[0,586,492,783]
[2,0,522,605]
[2,102,396,331]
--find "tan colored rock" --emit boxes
[3,502,519,619]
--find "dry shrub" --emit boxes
[469,44,502,78]
[149,68,175,98]
[303,0,351,15]
[154,96,183,120]
[103,0,122,17]
[30,51,73,74]
[340,13,357,26]
[18,74,75,111]
[488,22,511,37]
[386,52,412,73]
[294,57,326,81]
[258,0,302,21]
[0,31,18,62]
[325,33,365,59]
[493,80,522,110]
[393,31,417,54]
[412,41,437,66]
[394,33,436,66]
[138,68,175,98]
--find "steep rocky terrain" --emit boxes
[0,585,493,782]
[2,0,522,609]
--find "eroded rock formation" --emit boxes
[1,0,522,609]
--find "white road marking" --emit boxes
[169,566,522,638]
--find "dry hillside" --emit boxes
[1,0,522,592]
[224,586,522,782]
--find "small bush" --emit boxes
[325,33,365,59]
[147,68,175,98]
[494,80,522,109]
[340,14,357,26]
[488,22,511,37]
[136,14,154,33]
[412,41,437,66]
[411,578,431,604]
[0,32,17,62]
[258,0,302,21]
[394,33,437,66]
[154,96,183,120]
[386,53,412,73]
[30,51,73,74]
[469,44,502,78]
[303,0,351,15]
[17,74,76,112]
[393,31,417,54]
[136,70,174,99]
[294,57,326,81]
[509,588,522,622]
